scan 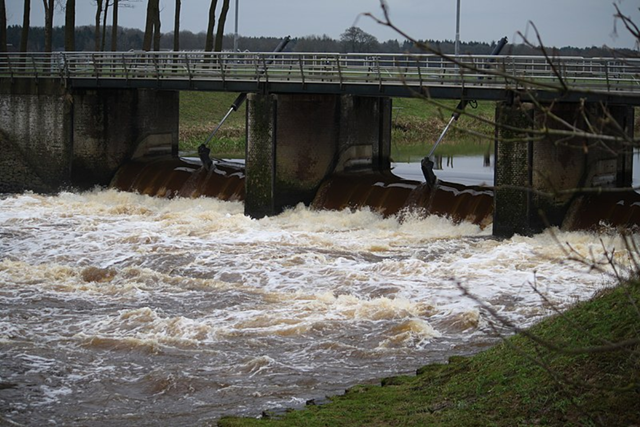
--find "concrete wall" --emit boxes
[245,93,392,218]
[0,78,178,193]
[494,100,634,237]
[336,96,392,172]
[0,79,71,193]
[70,87,179,187]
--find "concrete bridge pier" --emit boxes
[493,99,634,237]
[245,93,391,218]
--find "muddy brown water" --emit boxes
[1,185,633,425]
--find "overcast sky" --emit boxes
[5,0,640,49]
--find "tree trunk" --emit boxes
[214,0,230,52]
[204,0,218,52]
[19,0,30,52]
[143,0,159,51]
[95,0,103,51]
[43,0,54,52]
[111,0,118,51]
[173,0,181,51]
[152,1,161,51]
[65,0,76,51]
[0,0,7,53]
[101,0,109,51]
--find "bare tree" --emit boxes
[42,0,54,52]
[20,0,30,52]
[101,0,110,51]
[152,4,160,51]
[94,0,103,51]
[102,0,141,52]
[142,0,153,51]
[204,0,218,52]
[110,0,118,51]
[214,0,230,52]
[64,0,76,51]
[143,0,160,51]
[173,0,181,51]
[361,2,640,424]
[0,0,7,53]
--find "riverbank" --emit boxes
[218,279,640,426]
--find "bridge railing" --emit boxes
[1,51,639,95]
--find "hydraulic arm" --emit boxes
[421,36,508,185]
[198,36,292,170]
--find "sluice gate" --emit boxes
[311,172,494,227]
[109,156,640,232]
[111,157,245,201]
[109,156,493,227]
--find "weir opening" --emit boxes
[110,156,640,232]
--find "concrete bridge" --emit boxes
[1,51,639,236]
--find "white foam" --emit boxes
[1,190,636,420]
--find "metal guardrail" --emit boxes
[1,51,639,95]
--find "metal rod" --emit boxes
[421,35,508,184]
[202,106,235,147]
[428,115,456,159]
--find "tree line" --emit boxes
[1,24,629,58]
[0,0,233,53]
[0,0,633,57]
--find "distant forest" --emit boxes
[4,24,635,58]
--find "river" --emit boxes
[0,158,634,425]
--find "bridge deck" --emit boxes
[1,52,640,104]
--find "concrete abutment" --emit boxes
[494,100,634,237]
[0,78,178,193]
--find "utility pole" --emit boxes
[455,0,460,57]
[233,0,239,52]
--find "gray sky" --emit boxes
[6,0,640,49]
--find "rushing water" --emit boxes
[0,187,632,426]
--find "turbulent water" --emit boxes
[0,189,631,425]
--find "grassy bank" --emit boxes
[179,93,495,159]
[218,280,640,426]
[180,92,247,158]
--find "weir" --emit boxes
[2,50,640,236]
[108,92,640,235]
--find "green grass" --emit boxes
[179,93,498,159]
[390,97,496,161]
[217,280,640,426]
[180,91,247,157]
